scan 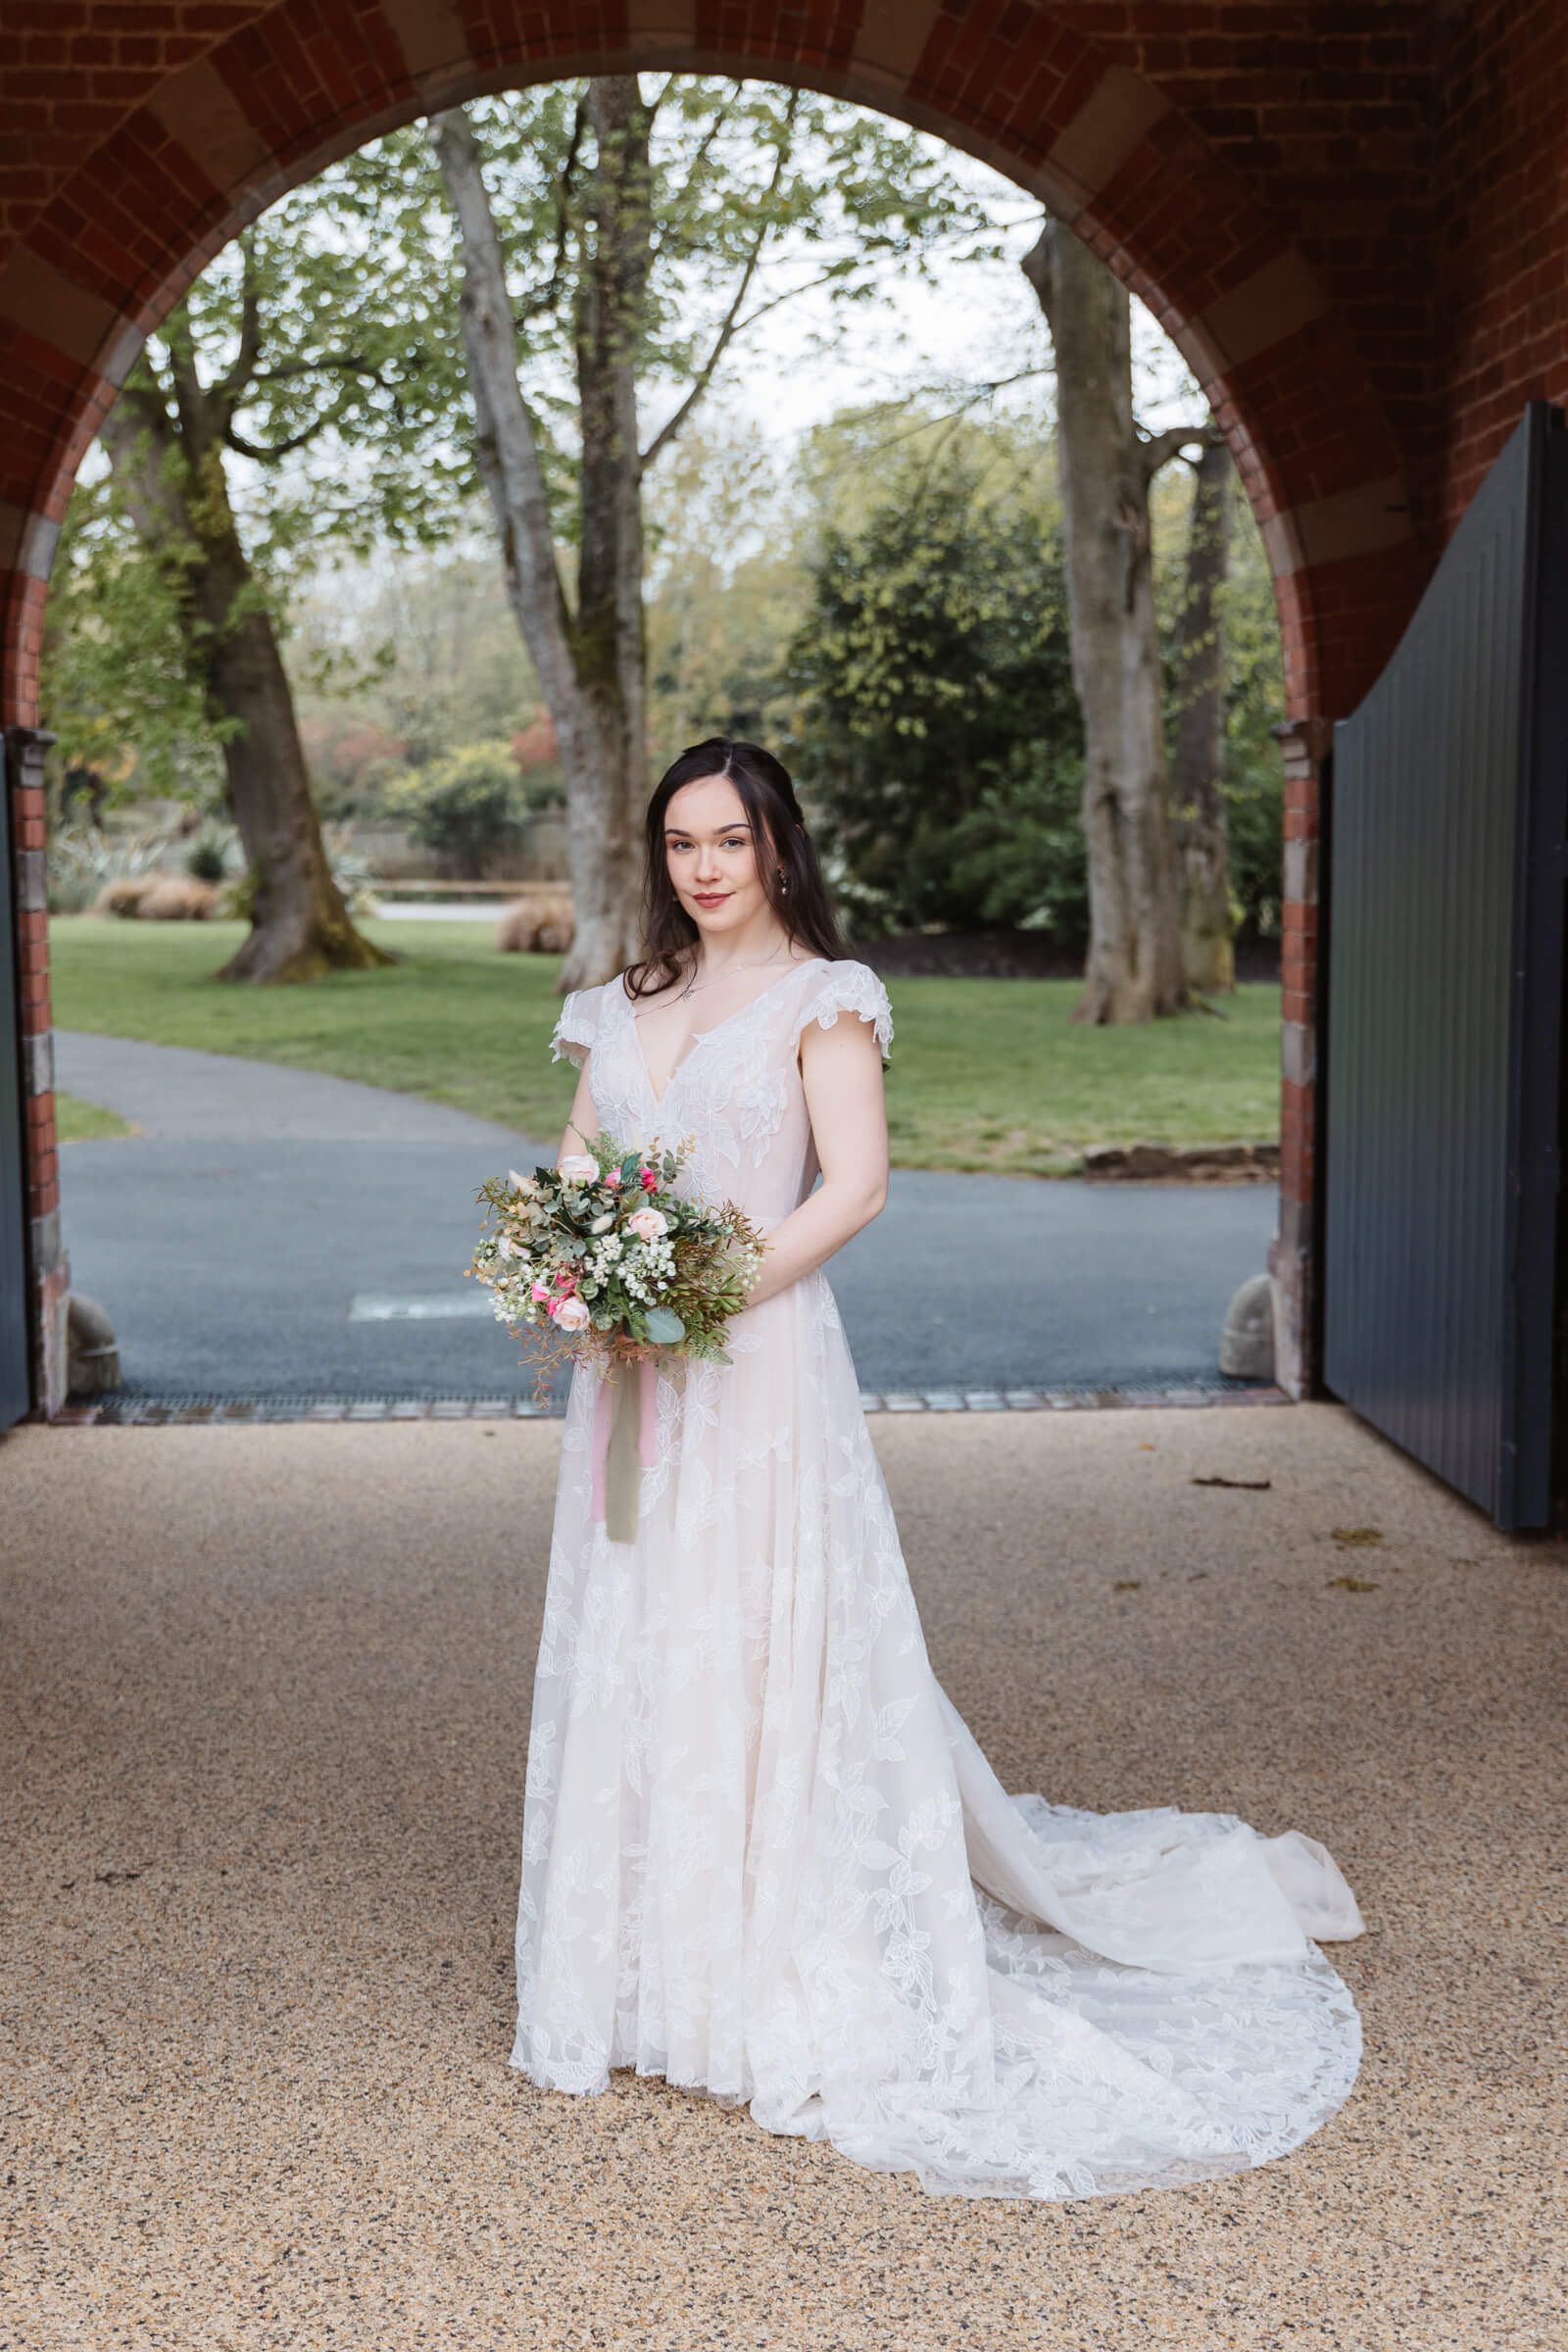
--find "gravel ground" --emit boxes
[2,1403,1562,2349]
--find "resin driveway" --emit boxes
[55,1032,1278,1400]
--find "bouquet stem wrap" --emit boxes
[591,1356,660,1544]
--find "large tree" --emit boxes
[427,79,992,989]
[82,213,455,980]
[1022,222,1218,1023]
[1167,438,1236,993]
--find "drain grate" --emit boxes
[55,1377,1287,1426]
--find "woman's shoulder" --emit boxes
[790,955,893,1057]
[550,974,623,1066]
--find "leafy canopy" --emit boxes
[42,77,1000,800]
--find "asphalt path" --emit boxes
[56,1032,1277,1399]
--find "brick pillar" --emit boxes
[5,725,69,1416]
[1267,715,1334,1399]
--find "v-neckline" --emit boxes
[627,956,826,1107]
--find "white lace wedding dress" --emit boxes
[510,956,1364,2200]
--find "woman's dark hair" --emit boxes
[625,737,845,999]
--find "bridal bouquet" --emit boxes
[469,1132,762,1542]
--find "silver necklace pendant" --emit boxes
[677,951,785,1006]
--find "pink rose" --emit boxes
[553,1270,577,1294]
[604,1166,623,1188]
[558,1153,597,1182]
[639,1167,658,1193]
[554,1296,591,1333]
[626,1205,668,1243]
[531,1281,553,1303]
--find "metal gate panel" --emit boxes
[1,730,32,1429]
[1324,403,1568,1527]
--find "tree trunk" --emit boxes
[99,390,393,984]
[1169,438,1235,994]
[431,92,651,994]
[1022,223,1188,1024]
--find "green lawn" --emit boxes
[47,916,1281,1176]
[55,1091,136,1143]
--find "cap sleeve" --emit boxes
[791,959,894,1061]
[550,980,606,1068]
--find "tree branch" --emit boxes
[1136,418,1223,479]
[640,94,803,468]
[222,416,338,462]
[514,89,587,328]
[212,230,264,412]
[1019,222,1055,331]
[649,84,739,262]
[248,352,390,389]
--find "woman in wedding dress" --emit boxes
[511,735,1364,2201]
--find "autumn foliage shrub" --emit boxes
[497,896,575,955]
[93,873,221,920]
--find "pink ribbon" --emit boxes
[589,1355,659,1537]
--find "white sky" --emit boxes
[668,139,1203,448]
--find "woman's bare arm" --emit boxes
[558,1057,600,1164]
[745,1014,889,1308]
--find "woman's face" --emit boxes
[662,773,774,939]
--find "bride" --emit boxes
[511,734,1364,2201]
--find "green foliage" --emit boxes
[45,818,173,915]
[384,739,533,870]
[185,827,238,884]
[784,415,1085,940]
[40,469,230,808]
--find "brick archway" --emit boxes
[0,2,1458,1411]
[0,3,1421,729]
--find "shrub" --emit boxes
[185,826,240,884]
[784,429,1084,942]
[137,876,221,920]
[497,896,575,955]
[51,821,168,915]
[95,873,221,919]
[93,873,159,917]
[386,740,528,874]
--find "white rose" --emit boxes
[558,1153,598,1182]
[554,1296,591,1333]
[626,1205,668,1242]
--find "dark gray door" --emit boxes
[1324,402,1568,1528]
[1,730,32,1427]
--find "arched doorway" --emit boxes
[0,2,1431,1415]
